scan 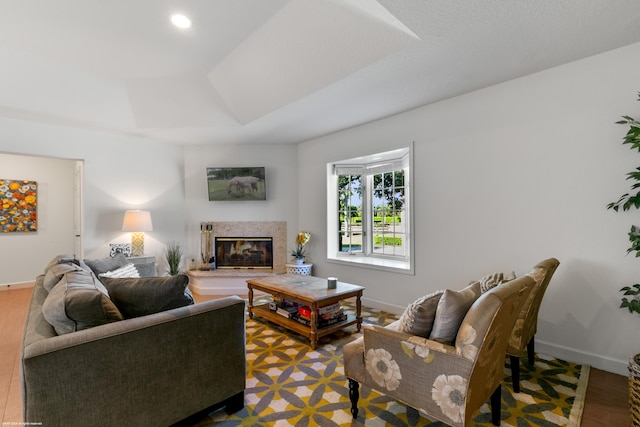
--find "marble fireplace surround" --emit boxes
[188,221,287,295]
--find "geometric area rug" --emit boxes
[197,300,589,427]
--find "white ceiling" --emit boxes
[2,0,640,146]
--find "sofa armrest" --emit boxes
[22,296,246,426]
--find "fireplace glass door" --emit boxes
[215,237,273,269]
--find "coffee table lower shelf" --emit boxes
[251,303,358,348]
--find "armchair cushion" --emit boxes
[476,271,516,293]
[429,281,481,344]
[101,274,194,318]
[397,290,443,337]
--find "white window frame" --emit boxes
[326,145,413,274]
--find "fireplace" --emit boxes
[215,237,273,269]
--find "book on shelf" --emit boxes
[298,304,343,321]
[291,312,348,327]
[276,306,299,318]
[271,299,300,318]
[318,302,341,315]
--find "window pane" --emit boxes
[338,175,363,253]
[330,146,411,270]
[369,170,406,256]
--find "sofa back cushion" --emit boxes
[43,261,86,292]
[101,274,194,318]
[42,270,124,335]
[44,254,81,273]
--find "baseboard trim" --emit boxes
[358,298,630,377]
[536,339,629,376]
[360,296,405,316]
[0,282,35,291]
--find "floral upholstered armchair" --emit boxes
[506,258,560,392]
[343,274,534,427]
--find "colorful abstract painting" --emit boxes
[0,179,37,233]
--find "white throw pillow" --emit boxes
[99,263,140,279]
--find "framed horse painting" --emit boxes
[207,167,266,201]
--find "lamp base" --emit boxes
[131,232,145,257]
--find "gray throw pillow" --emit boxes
[429,281,482,345]
[101,274,194,318]
[397,290,443,337]
[84,253,129,276]
[134,262,157,277]
[42,270,124,335]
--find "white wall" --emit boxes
[2,40,639,375]
[298,41,640,375]
[0,118,186,279]
[183,144,298,264]
[0,153,75,285]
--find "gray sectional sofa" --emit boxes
[21,255,246,426]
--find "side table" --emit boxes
[286,263,313,275]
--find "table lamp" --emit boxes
[122,210,153,256]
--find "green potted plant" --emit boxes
[606,91,640,425]
[165,241,183,275]
[607,92,640,313]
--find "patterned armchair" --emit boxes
[506,258,560,392]
[343,275,534,427]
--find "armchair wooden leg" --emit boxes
[348,379,359,419]
[510,355,521,393]
[527,337,535,367]
[490,384,501,426]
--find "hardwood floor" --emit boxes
[0,286,32,424]
[0,286,631,426]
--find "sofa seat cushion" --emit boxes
[429,281,481,345]
[101,274,194,318]
[42,270,124,335]
[396,290,443,337]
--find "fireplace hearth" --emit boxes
[215,237,273,269]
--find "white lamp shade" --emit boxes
[122,210,153,232]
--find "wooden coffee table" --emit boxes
[247,274,364,348]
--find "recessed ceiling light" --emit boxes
[171,14,192,29]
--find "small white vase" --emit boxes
[295,258,304,265]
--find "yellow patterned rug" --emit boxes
[198,301,589,427]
